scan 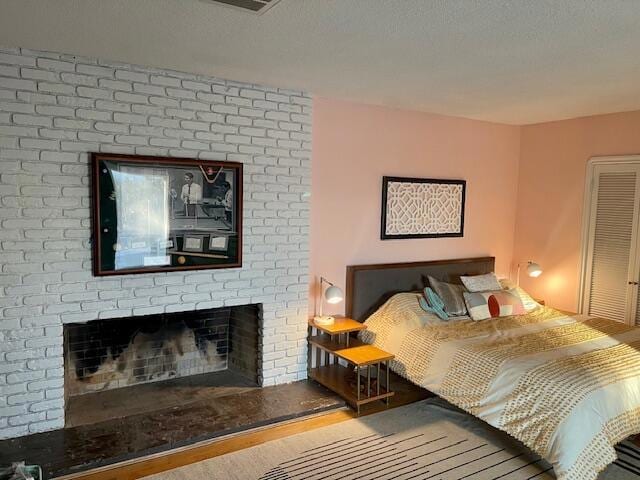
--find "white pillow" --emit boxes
[498,278,541,312]
[460,272,502,292]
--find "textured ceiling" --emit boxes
[1,0,640,124]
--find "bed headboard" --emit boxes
[345,256,495,321]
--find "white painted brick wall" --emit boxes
[0,46,312,439]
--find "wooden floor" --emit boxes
[59,374,431,480]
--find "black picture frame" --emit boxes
[209,235,229,252]
[91,153,243,276]
[182,235,206,253]
[380,176,466,240]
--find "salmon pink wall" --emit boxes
[515,110,640,312]
[311,97,521,316]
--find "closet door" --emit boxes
[582,163,640,324]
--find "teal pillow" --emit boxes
[419,287,449,320]
[425,287,445,310]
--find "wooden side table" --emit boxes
[307,317,395,414]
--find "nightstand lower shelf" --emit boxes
[309,364,394,410]
[308,318,396,414]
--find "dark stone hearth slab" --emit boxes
[0,380,344,479]
[66,369,258,427]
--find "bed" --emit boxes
[347,257,640,480]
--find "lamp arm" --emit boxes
[318,276,335,317]
[319,277,333,318]
[320,276,334,287]
[516,260,542,286]
[318,277,324,318]
[318,277,333,318]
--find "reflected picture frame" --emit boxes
[209,236,229,252]
[182,235,205,253]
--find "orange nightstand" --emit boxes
[307,317,394,414]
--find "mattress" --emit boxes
[360,293,640,480]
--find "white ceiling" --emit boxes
[1,0,640,125]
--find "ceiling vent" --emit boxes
[206,0,282,14]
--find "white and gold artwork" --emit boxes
[382,177,465,239]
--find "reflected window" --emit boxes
[112,167,170,269]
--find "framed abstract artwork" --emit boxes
[91,153,242,276]
[380,176,466,240]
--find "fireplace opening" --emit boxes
[63,304,262,426]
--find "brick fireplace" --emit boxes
[63,305,262,401]
[0,45,311,439]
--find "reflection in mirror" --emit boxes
[112,167,170,269]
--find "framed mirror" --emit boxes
[91,153,242,276]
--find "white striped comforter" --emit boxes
[360,293,640,480]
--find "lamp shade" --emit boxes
[325,285,344,304]
[527,262,543,278]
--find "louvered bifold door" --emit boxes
[583,163,640,324]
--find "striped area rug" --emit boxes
[614,441,640,477]
[258,432,553,480]
[144,398,640,480]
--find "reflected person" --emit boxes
[181,172,202,217]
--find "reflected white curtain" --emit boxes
[112,167,170,269]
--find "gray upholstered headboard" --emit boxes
[345,256,495,321]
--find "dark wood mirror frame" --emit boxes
[90,152,243,276]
